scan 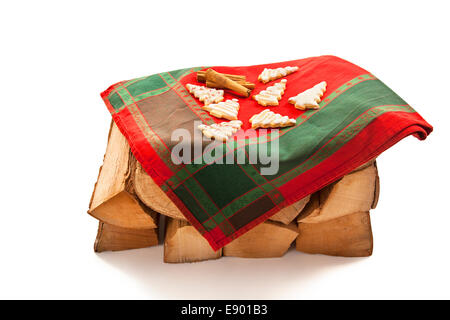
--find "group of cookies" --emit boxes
[186,66,327,141]
[254,66,327,110]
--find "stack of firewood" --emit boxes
[88,122,379,262]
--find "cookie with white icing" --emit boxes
[249,109,296,129]
[198,120,243,142]
[253,79,287,107]
[203,99,239,120]
[258,66,298,83]
[288,81,327,110]
[186,84,224,105]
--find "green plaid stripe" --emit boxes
[183,178,219,215]
[158,72,177,87]
[169,67,204,81]
[123,75,147,87]
[321,74,375,105]
[107,67,206,113]
[134,87,172,101]
[172,184,211,223]
[220,188,265,219]
[171,147,284,234]
[108,92,124,111]
[271,104,414,187]
[115,84,134,106]
[257,78,410,180]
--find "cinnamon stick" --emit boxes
[197,71,246,82]
[206,80,255,90]
[205,68,251,97]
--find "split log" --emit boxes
[298,163,379,224]
[296,211,373,257]
[164,218,222,263]
[270,195,311,225]
[134,162,186,221]
[94,222,158,252]
[372,162,380,209]
[88,122,158,229]
[296,192,320,222]
[354,159,376,172]
[223,221,298,258]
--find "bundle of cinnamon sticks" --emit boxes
[197,69,255,97]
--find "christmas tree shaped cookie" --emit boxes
[203,99,240,120]
[258,66,298,83]
[288,81,327,110]
[253,79,287,107]
[198,120,243,142]
[249,110,296,129]
[186,84,224,105]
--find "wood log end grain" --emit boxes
[223,221,298,258]
[164,218,222,263]
[88,122,158,229]
[270,195,311,225]
[296,211,373,257]
[94,222,158,252]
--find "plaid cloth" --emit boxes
[101,55,432,250]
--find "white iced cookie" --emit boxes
[249,109,296,129]
[253,79,287,107]
[203,99,239,120]
[288,81,327,110]
[198,120,243,142]
[258,66,299,83]
[186,84,224,105]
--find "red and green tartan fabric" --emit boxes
[101,55,432,251]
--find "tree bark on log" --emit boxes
[270,195,311,225]
[88,122,158,229]
[296,211,373,257]
[223,221,298,258]
[164,218,222,263]
[94,222,159,252]
[298,163,378,224]
[134,162,186,221]
[372,162,380,209]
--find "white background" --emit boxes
[1,0,448,299]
